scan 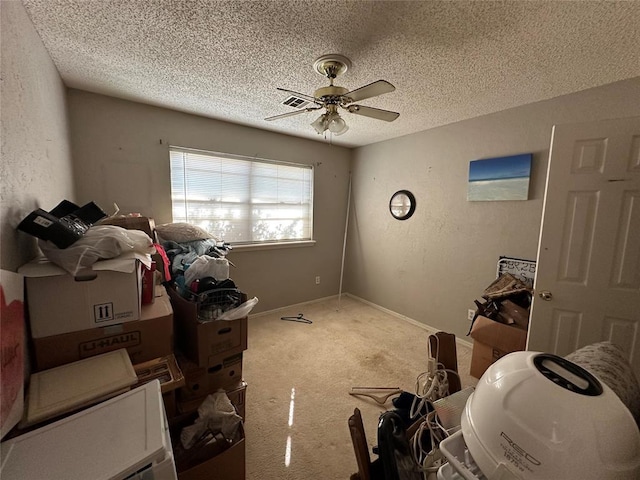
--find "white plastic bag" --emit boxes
[184,255,229,286]
[217,297,259,321]
[180,392,242,449]
[38,225,155,276]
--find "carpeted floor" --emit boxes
[243,295,477,480]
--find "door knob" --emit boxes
[539,290,553,301]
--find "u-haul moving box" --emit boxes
[32,286,173,371]
[19,255,147,338]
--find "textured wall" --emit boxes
[0,1,75,271]
[67,90,352,312]
[346,77,640,340]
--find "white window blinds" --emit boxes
[169,148,314,245]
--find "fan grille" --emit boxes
[283,96,310,109]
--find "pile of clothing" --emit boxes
[155,222,258,322]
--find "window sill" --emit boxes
[230,240,316,252]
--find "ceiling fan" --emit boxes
[265,54,399,136]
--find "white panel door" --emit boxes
[528,116,640,377]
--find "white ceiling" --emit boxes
[22,0,640,148]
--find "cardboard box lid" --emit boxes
[26,349,138,426]
[18,253,152,278]
[469,315,527,352]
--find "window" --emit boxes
[169,147,314,246]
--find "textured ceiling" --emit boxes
[22,0,640,148]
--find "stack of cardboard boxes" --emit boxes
[18,255,179,414]
[166,286,248,480]
[469,273,531,378]
[18,216,248,480]
[164,271,248,412]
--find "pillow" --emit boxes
[565,341,640,426]
[155,223,216,243]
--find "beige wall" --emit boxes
[0,1,75,272]
[67,90,352,312]
[345,77,640,340]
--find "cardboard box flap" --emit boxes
[470,315,527,352]
[18,253,150,278]
[17,257,66,277]
[93,252,152,272]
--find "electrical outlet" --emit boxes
[468,309,475,321]
[315,276,320,285]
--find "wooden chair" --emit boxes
[348,408,385,480]
[429,332,461,394]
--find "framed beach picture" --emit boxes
[468,153,532,201]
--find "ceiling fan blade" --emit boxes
[347,105,399,122]
[265,107,322,121]
[276,87,318,103]
[343,80,395,103]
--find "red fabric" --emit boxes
[154,243,172,281]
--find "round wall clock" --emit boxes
[389,190,416,220]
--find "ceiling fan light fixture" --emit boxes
[334,123,349,136]
[311,114,329,134]
[328,114,348,135]
[266,53,399,137]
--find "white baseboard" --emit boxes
[248,294,339,318]
[344,293,473,350]
[249,292,474,350]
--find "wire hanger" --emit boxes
[349,387,403,404]
[280,313,312,324]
